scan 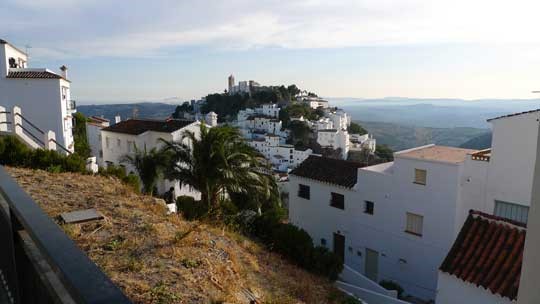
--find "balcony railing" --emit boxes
[0,166,131,304]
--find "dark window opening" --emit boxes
[298,184,310,199]
[330,192,345,209]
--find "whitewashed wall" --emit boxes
[436,272,513,304]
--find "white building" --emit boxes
[248,134,312,172]
[86,116,110,166]
[101,118,201,199]
[288,108,540,301]
[317,129,350,159]
[289,145,477,300]
[350,134,377,153]
[297,95,329,109]
[436,210,524,304]
[327,109,351,130]
[0,39,75,152]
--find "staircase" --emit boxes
[0,105,70,154]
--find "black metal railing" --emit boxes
[0,166,132,304]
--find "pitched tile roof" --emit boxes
[7,70,65,80]
[439,210,526,301]
[290,155,364,188]
[487,109,540,122]
[102,119,195,135]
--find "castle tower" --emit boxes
[228,74,235,93]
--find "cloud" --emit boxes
[2,0,540,59]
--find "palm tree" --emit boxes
[160,123,276,212]
[121,145,166,195]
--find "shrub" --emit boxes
[176,196,208,220]
[122,173,141,194]
[379,280,405,299]
[270,223,314,268]
[309,246,344,280]
[0,136,86,173]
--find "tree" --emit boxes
[121,145,166,195]
[172,102,193,118]
[160,124,277,213]
[287,84,301,98]
[288,120,312,147]
[348,122,367,135]
[375,144,394,162]
[73,112,91,158]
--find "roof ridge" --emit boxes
[469,210,527,229]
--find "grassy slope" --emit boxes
[357,120,489,151]
[7,167,345,304]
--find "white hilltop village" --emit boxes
[4,38,540,304]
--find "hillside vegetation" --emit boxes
[7,167,351,304]
[358,120,489,151]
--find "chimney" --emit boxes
[60,65,68,79]
[115,115,121,124]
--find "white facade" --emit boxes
[350,134,377,153]
[86,116,110,166]
[327,109,351,130]
[289,146,471,300]
[436,272,513,304]
[297,96,329,109]
[289,109,540,301]
[0,40,75,152]
[248,134,312,172]
[101,120,202,199]
[317,129,350,159]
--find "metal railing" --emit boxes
[0,166,132,304]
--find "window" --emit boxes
[298,184,310,199]
[405,213,423,236]
[105,137,110,148]
[127,141,134,153]
[364,201,374,215]
[321,238,327,246]
[330,192,345,209]
[414,169,427,185]
[117,139,121,147]
[99,150,103,158]
[494,200,529,224]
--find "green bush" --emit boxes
[99,164,141,193]
[176,196,208,220]
[250,212,343,280]
[0,136,87,173]
[309,246,344,280]
[270,223,314,268]
[379,280,405,299]
[122,173,141,194]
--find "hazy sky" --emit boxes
[2,0,540,103]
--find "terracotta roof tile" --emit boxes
[290,155,364,188]
[102,119,195,135]
[7,70,65,80]
[440,210,526,301]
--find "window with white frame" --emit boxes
[494,200,529,224]
[414,169,427,185]
[405,212,423,236]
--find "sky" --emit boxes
[2,0,540,104]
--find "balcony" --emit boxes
[0,166,131,303]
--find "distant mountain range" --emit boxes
[459,132,492,150]
[357,120,489,151]
[78,102,176,122]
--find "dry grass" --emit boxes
[7,167,347,304]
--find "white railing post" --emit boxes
[12,106,22,136]
[44,131,56,150]
[0,106,7,132]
